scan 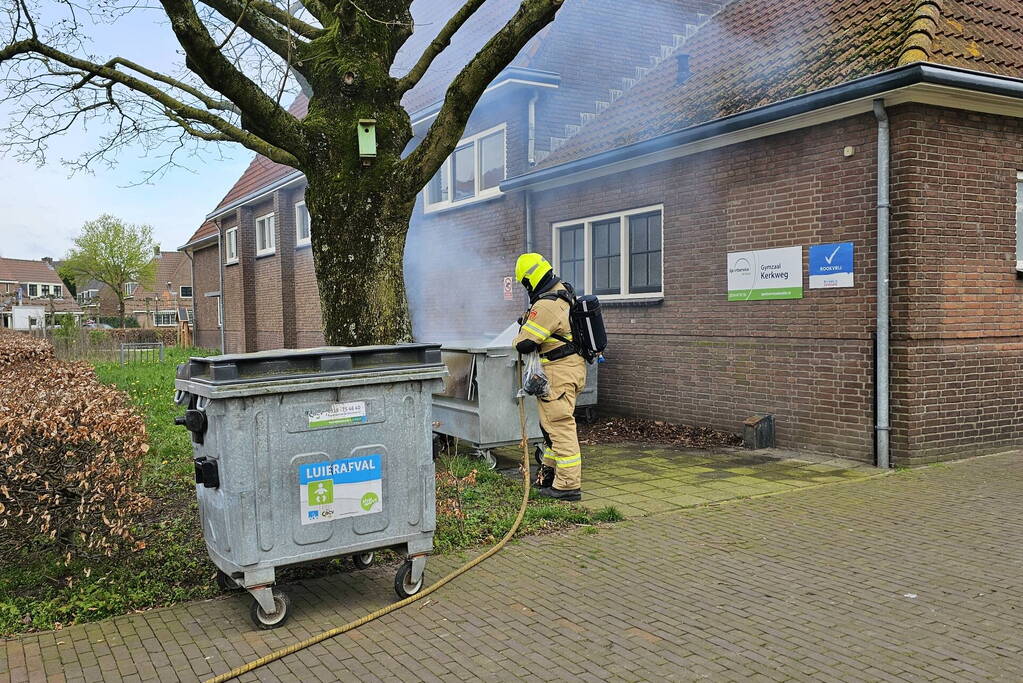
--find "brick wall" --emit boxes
[532,113,880,461]
[889,104,1023,463]
[191,243,221,350]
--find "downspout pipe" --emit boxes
[873,98,891,469]
[217,222,226,353]
[527,92,539,167]
[525,190,534,253]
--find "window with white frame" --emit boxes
[256,213,276,256]
[40,284,51,297]
[179,286,193,298]
[225,227,238,263]
[425,124,506,212]
[52,284,62,298]
[552,206,664,299]
[295,201,311,246]
[154,310,177,326]
[27,283,37,297]
[124,282,138,296]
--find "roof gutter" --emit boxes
[204,170,305,222]
[502,63,1023,192]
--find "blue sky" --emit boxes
[0,6,254,260]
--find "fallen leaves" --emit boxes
[579,416,743,448]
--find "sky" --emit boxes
[0,5,254,260]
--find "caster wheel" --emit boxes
[394,561,425,599]
[581,406,598,424]
[250,588,291,630]
[215,569,238,591]
[534,444,545,467]
[475,449,497,470]
[352,552,374,570]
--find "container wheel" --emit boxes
[250,588,291,630]
[352,552,374,570]
[534,444,545,467]
[581,406,598,424]
[215,569,238,592]
[475,449,498,470]
[394,561,425,599]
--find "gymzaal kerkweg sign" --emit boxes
[727,246,803,301]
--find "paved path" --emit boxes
[6,453,1023,682]
[494,443,877,517]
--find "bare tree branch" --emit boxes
[0,38,298,166]
[199,0,308,66]
[159,0,305,155]
[240,0,322,39]
[397,0,486,95]
[76,57,240,114]
[402,0,564,188]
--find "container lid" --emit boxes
[177,344,444,386]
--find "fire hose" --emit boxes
[205,369,534,683]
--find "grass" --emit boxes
[0,348,617,636]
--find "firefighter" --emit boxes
[512,253,587,501]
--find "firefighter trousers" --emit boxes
[537,354,587,491]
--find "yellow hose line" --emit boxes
[205,391,533,683]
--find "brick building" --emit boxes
[182,0,1023,465]
[78,250,193,328]
[0,257,82,329]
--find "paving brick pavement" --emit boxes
[6,453,1023,682]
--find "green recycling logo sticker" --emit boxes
[360,491,379,511]
[308,479,333,506]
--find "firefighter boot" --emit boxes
[536,486,582,502]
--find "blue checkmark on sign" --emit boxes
[809,242,853,276]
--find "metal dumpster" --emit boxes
[432,325,598,468]
[173,344,446,629]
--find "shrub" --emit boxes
[98,315,139,328]
[0,332,151,562]
[0,330,54,370]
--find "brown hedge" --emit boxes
[0,331,151,561]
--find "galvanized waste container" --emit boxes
[173,344,446,629]
[432,324,599,468]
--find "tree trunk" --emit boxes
[305,175,416,346]
[118,298,126,329]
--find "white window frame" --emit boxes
[179,286,193,299]
[52,284,62,298]
[551,205,665,301]
[26,283,38,297]
[225,227,238,264]
[424,123,507,213]
[295,201,311,246]
[124,282,138,297]
[255,213,276,256]
[217,297,223,328]
[153,310,177,327]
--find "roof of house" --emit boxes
[533,0,1023,170]
[0,257,64,284]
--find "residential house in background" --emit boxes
[78,249,193,328]
[0,256,82,329]
[183,0,1023,466]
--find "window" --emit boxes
[124,282,138,296]
[295,202,311,246]
[52,285,62,298]
[424,124,506,212]
[552,206,664,300]
[154,311,177,327]
[629,212,662,294]
[225,227,238,263]
[217,297,223,328]
[179,286,193,298]
[40,284,50,297]
[27,283,37,297]
[558,224,585,291]
[256,213,275,256]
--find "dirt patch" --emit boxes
[579,416,743,449]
